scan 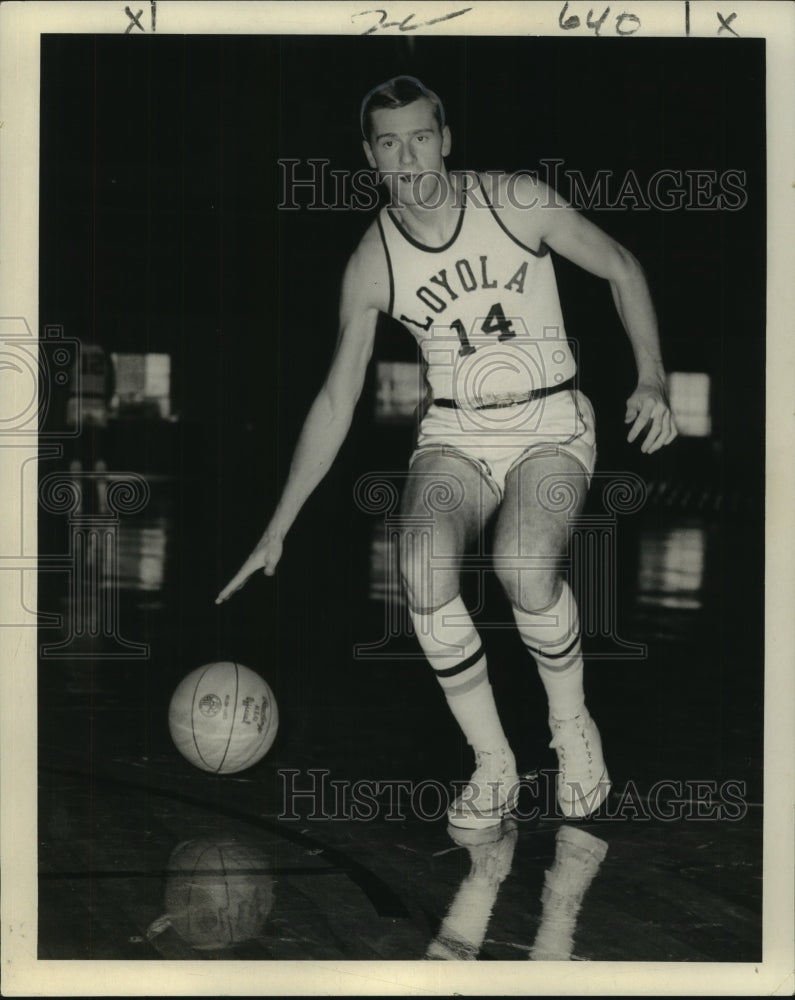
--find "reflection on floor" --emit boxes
[37,477,764,962]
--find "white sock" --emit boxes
[410,596,512,759]
[512,582,585,722]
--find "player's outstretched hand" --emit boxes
[625,382,678,454]
[215,529,283,604]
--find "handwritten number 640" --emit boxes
[558,2,641,36]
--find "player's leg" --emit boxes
[399,450,518,827]
[492,451,610,819]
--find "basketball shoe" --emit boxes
[548,709,611,819]
[447,746,520,830]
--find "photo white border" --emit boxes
[1,1,793,995]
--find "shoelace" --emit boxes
[469,750,512,784]
[458,749,516,808]
[549,717,594,780]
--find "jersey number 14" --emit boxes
[450,302,516,357]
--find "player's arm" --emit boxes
[497,174,677,453]
[215,238,384,603]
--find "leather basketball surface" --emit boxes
[168,661,279,774]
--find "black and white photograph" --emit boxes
[1,1,793,995]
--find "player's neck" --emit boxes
[392,170,461,247]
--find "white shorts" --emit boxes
[408,388,597,502]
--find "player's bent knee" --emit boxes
[494,563,561,614]
[400,566,460,615]
[399,545,457,613]
[398,523,463,612]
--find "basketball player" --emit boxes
[217,77,678,828]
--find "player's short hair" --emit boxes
[360,76,446,141]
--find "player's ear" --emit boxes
[441,125,451,158]
[362,140,377,169]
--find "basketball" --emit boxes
[168,661,279,774]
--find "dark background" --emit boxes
[38,34,766,751]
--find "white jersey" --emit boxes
[377,172,577,408]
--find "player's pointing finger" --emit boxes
[215,561,259,604]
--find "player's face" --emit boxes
[363,97,451,207]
